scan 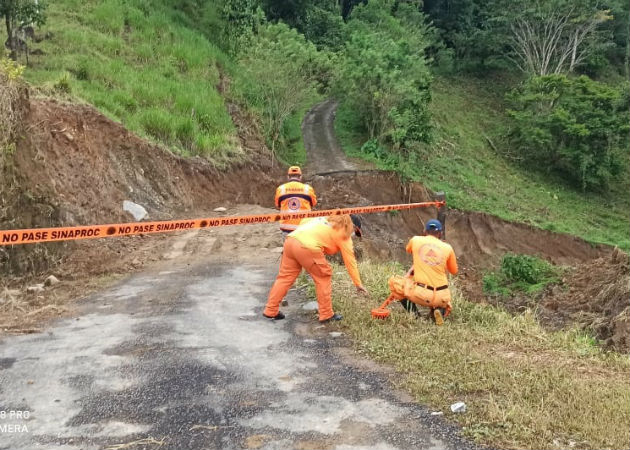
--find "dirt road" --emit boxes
[0,210,479,450]
[302,99,372,175]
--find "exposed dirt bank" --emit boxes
[1,98,281,275]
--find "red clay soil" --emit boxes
[1,98,281,275]
[309,171,610,268]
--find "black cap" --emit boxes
[350,214,362,237]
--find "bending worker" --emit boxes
[275,166,317,236]
[263,214,368,323]
[391,219,458,325]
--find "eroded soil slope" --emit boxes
[310,171,609,268]
[1,98,281,275]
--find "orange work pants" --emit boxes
[264,237,334,321]
[388,275,452,317]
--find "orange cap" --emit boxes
[288,166,302,176]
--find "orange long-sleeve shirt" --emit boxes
[406,235,458,288]
[274,181,317,232]
[289,219,362,287]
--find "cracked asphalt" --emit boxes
[0,257,482,450]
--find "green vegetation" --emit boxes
[424,0,630,77]
[234,22,329,161]
[318,260,630,450]
[508,74,629,191]
[336,76,630,250]
[2,0,241,165]
[483,253,562,296]
[332,1,433,149]
[0,56,25,160]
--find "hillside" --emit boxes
[7,0,241,166]
[336,76,630,250]
[4,0,628,252]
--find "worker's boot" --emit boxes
[263,312,285,320]
[431,308,445,326]
[319,313,343,324]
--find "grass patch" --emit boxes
[334,75,630,250]
[318,260,630,449]
[5,0,242,166]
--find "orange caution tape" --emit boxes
[0,201,444,246]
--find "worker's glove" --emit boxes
[356,285,369,295]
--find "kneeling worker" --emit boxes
[263,214,368,323]
[393,219,458,325]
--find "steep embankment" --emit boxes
[0,96,280,275]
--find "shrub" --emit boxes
[507,74,629,191]
[236,22,330,158]
[74,59,91,81]
[1,57,26,155]
[500,253,555,285]
[54,73,72,94]
[334,0,433,149]
[483,253,561,296]
[175,117,196,151]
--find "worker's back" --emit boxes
[406,235,458,288]
[290,217,361,287]
[290,219,343,254]
[275,181,317,232]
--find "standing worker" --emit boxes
[393,219,458,325]
[275,166,317,237]
[263,214,368,323]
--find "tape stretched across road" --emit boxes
[0,201,445,246]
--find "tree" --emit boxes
[492,0,612,75]
[335,0,433,149]
[507,74,629,190]
[237,23,331,160]
[260,0,312,27]
[301,5,347,50]
[423,0,507,71]
[219,0,265,55]
[1,0,46,61]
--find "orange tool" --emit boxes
[371,294,398,319]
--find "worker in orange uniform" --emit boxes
[263,214,368,323]
[275,166,317,237]
[396,219,458,325]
